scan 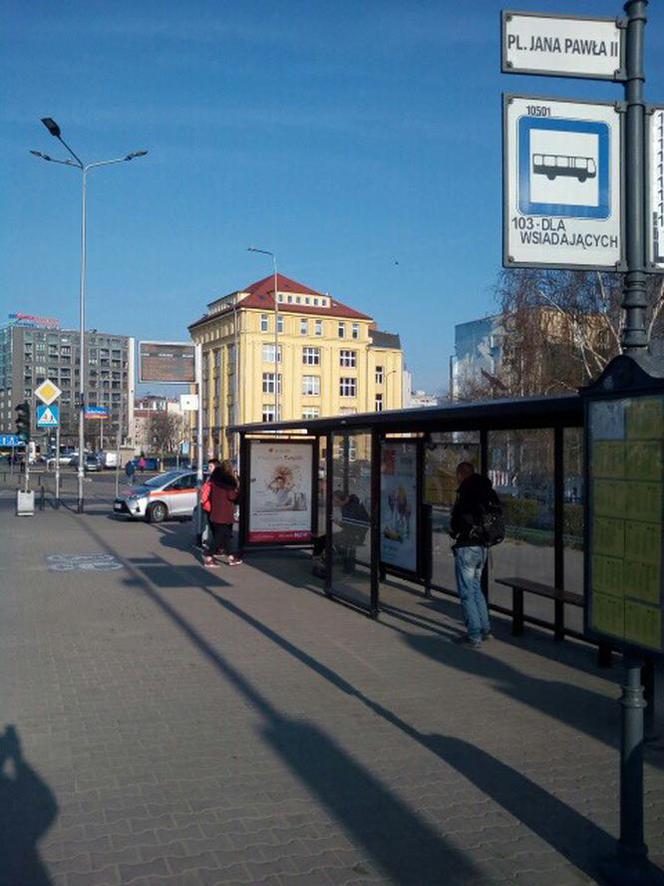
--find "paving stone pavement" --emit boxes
[0,484,663,885]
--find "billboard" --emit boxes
[248,441,313,543]
[139,341,196,384]
[8,313,60,330]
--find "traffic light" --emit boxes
[15,401,30,444]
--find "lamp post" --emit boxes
[32,118,147,512]
[248,247,280,421]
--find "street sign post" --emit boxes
[503,94,623,270]
[34,378,62,406]
[36,404,60,428]
[502,2,662,874]
[502,11,625,81]
[647,106,664,271]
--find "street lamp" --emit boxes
[247,247,280,421]
[32,118,148,512]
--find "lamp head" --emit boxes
[125,150,148,160]
[41,117,61,138]
[30,150,51,161]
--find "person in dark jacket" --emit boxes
[449,462,494,648]
[203,461,242,567]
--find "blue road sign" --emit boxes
[518,116,610,220]
[0,434,22,447]
[37,404,60,428]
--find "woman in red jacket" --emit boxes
[202,461,242,567]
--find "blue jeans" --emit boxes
[454,546,490,640]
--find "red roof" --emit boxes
[189,273,372,330]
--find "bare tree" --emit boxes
[148,411,183,455]
[495,269,664,396]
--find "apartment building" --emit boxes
[188,274,404,458]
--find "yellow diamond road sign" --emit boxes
[35,378,62,406]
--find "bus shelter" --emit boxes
[234,393,588,640]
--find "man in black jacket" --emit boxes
[449,462,495,648]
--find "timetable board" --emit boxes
[586,394,664,656]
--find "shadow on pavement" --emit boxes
[0,725,57,886]
[127,556,231,589]
[76,521,481,884]
[72,515,664,882]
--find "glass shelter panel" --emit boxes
[330,432,373,610]
[427,433,480,592]
[488,430,555,617]
[564,427,584,631]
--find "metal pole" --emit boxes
[233,299,239,463]
[621,0,649,353]
[114,389,123,499]
[273,255,280,420]
[619,654,648,859]
[77,167,87,512]
[9,442,13,478]
[55,423,61,507]
[195,343,204,545]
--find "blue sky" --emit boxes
[2,0,664,394]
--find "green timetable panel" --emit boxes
[588,395,664,656]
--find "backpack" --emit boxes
[477,490,505,547]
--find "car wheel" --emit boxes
[147,501,168,523]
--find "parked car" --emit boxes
[113,470,199,523]
[70,453,103,472]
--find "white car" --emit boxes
[113,470,199,523]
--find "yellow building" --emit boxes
[189,273,404,458]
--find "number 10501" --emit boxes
[526,105,551,117]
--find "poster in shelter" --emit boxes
[248,442,313,543]
[380,442,418,572]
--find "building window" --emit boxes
[351,323,360,339]
[302,407,320,420]
[375,366,384,384]
[339,349,356,368]
[302,347,320,366]
[262,404,276,423]
[300,318,308,336]
[260,314,269,332]
[315,320,323,336]
[302,375,320,396]
[262,343,281,363]
[277,315,284,333]
[375,394,383,412]
[340,377,356,397]
[338,322,346,338]
[262,372,282,394]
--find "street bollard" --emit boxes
[39,484,45,511]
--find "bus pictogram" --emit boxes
[532,153,597,183]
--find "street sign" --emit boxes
[84,406,108,420]
[34,378,62,406]
[502,11,625,81]
[648,107,664,272]
[503,94,623,270]
[36,404,60,428]
[0,435,21,447]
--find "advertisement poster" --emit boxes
[380,442,418,573]
[248,442,313,543]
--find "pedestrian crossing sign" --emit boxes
[37,404,60,428]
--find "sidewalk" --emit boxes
[0,496,662,885]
